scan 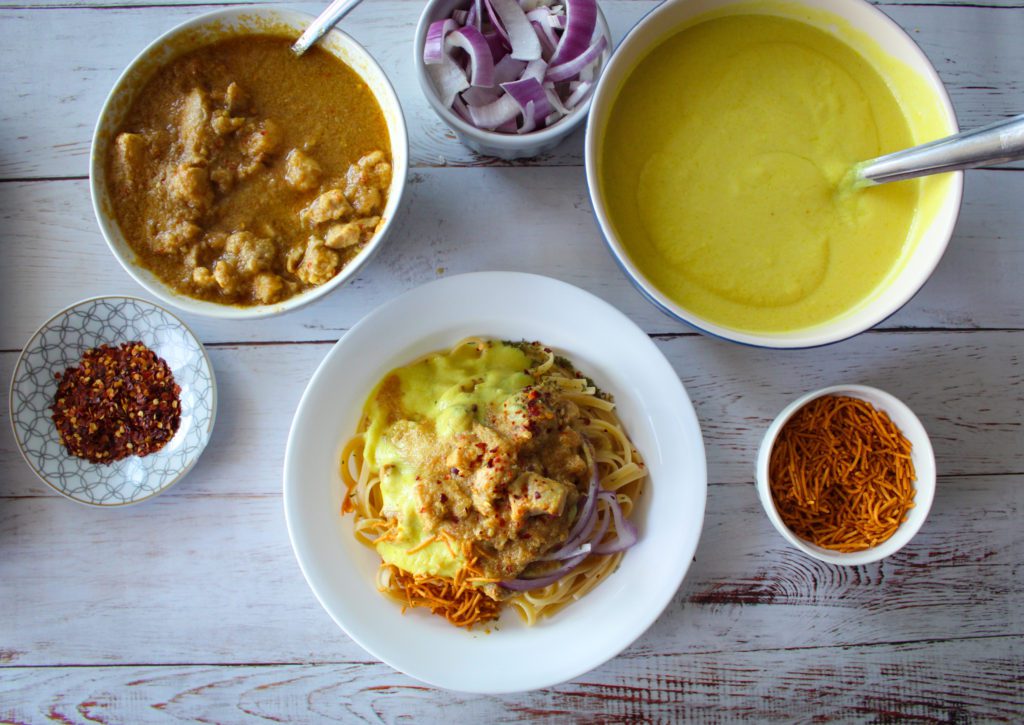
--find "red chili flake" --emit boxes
[440,494,448,504]
[50,341,181,465]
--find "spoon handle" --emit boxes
[856,113,1024,186]
[291,0,366,56]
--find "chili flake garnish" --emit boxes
[50,341,182,464]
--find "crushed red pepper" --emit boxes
[50,341,182,464]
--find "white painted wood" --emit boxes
[1,0,1022,718]
[3,331,1022,498]
[0,636,1021,723]
[0,474,1019,666]
[0,2,1021,178]
[0,169,1022,352]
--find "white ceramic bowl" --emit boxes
[585,0,964,348]
[90,7,409,320]
[415,0,611,159]
[755,384,936,566]
[283,272,707,693]
[9,296,216,506]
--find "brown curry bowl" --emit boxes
[90,7,409,319]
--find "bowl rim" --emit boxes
[8,294,218,507]
[754,384,936,566]
[413,0,611,150]
[583,0,965,349]
[89,6,409,320]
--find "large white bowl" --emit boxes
[283,272,707,693]
[90,7,409,319]
[585,0,963,348]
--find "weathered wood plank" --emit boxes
[0,168,1021,352]
[0,636,1020,722]
[2,331,1021,499]
[0,2,1020,178]
[0,457,1019,666]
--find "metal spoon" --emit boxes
[291,0,366,56]
[852,114,1024,187]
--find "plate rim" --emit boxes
[283,271,707,693]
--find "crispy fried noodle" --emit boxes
[339,338,646,628]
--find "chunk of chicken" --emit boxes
[295,236,340,286]
[178,88,210,163]
[300,189,352,227]
[243,118,282,161]
[252,272,284,303]
[508,472,574,525]
[111,132,146,189]
[323,216,380,249]
[212,260,238,293]
[224,231,275,275]
[153,220,202,254]
[284,149,323,191]
[344,150,391,215]
[167,164,212,214]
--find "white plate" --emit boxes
[283,272,707,693]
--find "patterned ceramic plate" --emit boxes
[9,296,217,506]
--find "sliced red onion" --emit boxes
[591,491,639,555]
[546,33,606,82]
[501,77,553,121]
[493,55,527,84]
[462,85,501,106]
[500,551,589,591]
[424,19,458,65]
[484,30,509,63]
[548,0,597,67]
[467,92,520,129]
[452,94,473,123]
[563,80,591,109]
[446,25,495,87]
[427,53,471,107]
[425,0,606,137]
[487,0,542,61]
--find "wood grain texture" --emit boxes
[0,474,1019,667]
[0,168,1022,352]
[2,331,1022,499]
[0,2,1021,178]
[1,636,1021,724]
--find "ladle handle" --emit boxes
[856,113,1024,186]
[291,0,366,56]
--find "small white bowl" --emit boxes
[9,296,217,506]
[90,7,409,320]
[755,385,936,566]
[585,0,963,348]
[415,0,611,159]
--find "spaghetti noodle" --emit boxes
[768,394,916,552]
[340,338,646,628]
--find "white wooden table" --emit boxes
[1,0,1022,721]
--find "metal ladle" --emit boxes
[291,0,366,56]
[852,113,1024,187]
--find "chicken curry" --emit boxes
[106,35,392,306]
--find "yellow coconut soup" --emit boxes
[599,6,951,333]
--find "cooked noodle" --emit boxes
[340,338,645,628]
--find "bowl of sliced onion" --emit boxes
[415,0,611,159]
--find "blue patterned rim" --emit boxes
[9,296,217,506]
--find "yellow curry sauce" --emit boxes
[601,9,950,333]
[107,35,391,306]
[362,342,592,594]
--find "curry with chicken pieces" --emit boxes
[107,35,391,306]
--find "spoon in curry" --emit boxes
[291,0,366,56]
[851,113,1024,187]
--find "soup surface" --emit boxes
[107,35,391,306]
[601,12,930,333]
